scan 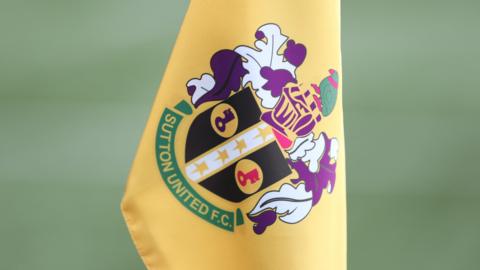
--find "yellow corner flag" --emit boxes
[121,0,346,269]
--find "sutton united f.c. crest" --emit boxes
[155,23,340,234]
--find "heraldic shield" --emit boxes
[184,87,292,203]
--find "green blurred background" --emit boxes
[1,0,479,269]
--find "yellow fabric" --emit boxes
[121,0,346,269]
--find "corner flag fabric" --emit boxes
[121,0,346,269]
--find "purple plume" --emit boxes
[248,210,277,235]
[255,30,266,40]
[284,40,307,67]
[260,67,296,97]
[287,136,337,206]
[188,49,247,107]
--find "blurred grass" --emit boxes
[1,0,479,269]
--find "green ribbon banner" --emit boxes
[155,107,235,232]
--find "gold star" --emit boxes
[216,149,229,164]
[193,162,209,176]
[234,139,247,153]
[255,125,272,141]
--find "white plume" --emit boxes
[234,24,297,109]
[249,183,312,224]
[186,74,215,105]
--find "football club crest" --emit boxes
[155,23,341,234]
